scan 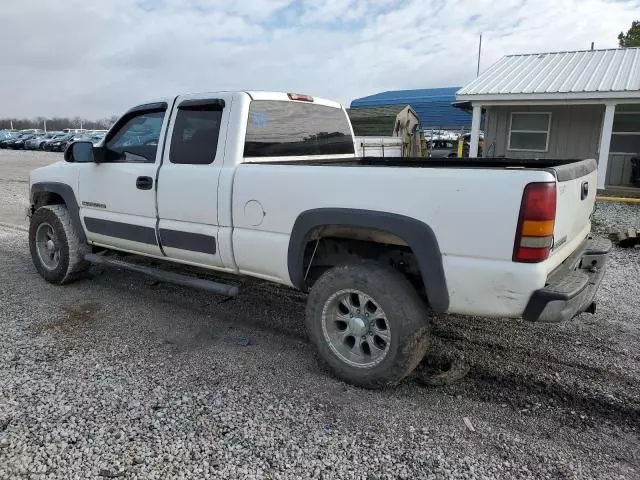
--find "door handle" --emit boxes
[136,176,153,190]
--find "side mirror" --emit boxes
[64,141,95,163]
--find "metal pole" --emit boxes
[476,33,483,77]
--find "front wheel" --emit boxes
[306,261,431,388]
[29,205,90,284]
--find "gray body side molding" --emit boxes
[288,208,449,313]
[31,182,87,243]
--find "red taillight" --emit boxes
[287,93,314,102]
[513,182,556,263]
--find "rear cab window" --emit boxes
[244,100,354,158]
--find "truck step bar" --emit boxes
[84,253,239,297]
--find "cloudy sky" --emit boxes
[1,0,638,118]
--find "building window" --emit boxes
[610,110,640,155]
[507,112,551,152]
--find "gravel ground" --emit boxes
[0,150,55,229]
[1,150,639,479]
[592,200,640,235]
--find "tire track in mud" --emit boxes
[430,315,640,428]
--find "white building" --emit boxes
[457,48,640,193]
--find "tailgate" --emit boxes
[549,159,597,256]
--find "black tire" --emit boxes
[306,261,431,389]
[29,205,90,284]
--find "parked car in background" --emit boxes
[0,133,19,148]
[24,133,57,150]
[428,134,485,158]
[62,128,88,134]
[424,129,458,141]
[4,133,37,149]
[23,135,44,150]
[45,134,75,152]
[87,132,106,146]
[0,131,18,143]
[41,133,72,151]
[37,132,66,150]
[0,133,22,149]
[428,139,458,158]
[11,134,39,150]
[31,132,64,150]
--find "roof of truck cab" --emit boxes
[132,93,344,110]
[244,91,343,109]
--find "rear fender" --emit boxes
[287,208,449,312]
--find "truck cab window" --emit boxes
[244,101,355,157]
[106,110,165,163]
[170,108,222,165]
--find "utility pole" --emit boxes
[477,33,483,77]
[476,34,482,77]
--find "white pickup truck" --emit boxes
[28,91,611,388]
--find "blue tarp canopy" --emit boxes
[350,87,471,129]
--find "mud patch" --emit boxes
[31,302,101,334]
[416,337,471,386]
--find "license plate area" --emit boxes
[580,253,607,271]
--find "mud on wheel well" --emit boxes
[31,191,65,212]
[301,226,427,302]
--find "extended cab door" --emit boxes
[77,102,172,256]
[156,93,233,268]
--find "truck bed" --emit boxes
[246,156,587,169]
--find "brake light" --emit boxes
[287,93,314,102]
[513,182,556,263]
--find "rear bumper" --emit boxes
[522,236,611,322]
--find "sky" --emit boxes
[1,0,638,119]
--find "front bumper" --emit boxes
[522,236,611,322]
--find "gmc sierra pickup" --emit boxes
[28,91,611,388]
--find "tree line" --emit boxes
[0,115,120,131]
[618,20,640,47]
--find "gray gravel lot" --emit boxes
[0,150,53,229]
[592,200,640,234]
[0,150,639,479]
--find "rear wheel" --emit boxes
[306,261,431,388]
[29,205,90,284]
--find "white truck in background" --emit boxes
[28,91,610,388]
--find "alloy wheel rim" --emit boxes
[35,222,60,270]
[321,289,391,368]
